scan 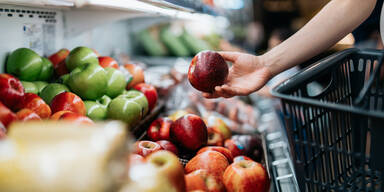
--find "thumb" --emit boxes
[218,51,240,63]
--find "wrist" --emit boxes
[260,48,284,78]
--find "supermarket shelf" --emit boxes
[0,0,224,36]
[0,0,74,8]
[0,0,219,20]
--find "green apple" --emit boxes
[105,67,126,98]
[39,83,70,104]
[38,57,54,81]
[57,74,70,84]
[120,90,149,117]
[66,63,107,100]
[65,46,99,71]
[107,97,142,127]
[6,48,43,81]
[21,81,38,94]
[33,81,48,94]
[84,95,111,121]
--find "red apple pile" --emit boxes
[137,113,269,192]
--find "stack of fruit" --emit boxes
[129,113,269,192]
[0,46,159,137]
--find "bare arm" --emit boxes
[204,0,377,98]
[264,0,377,76]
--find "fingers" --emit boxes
[217,51,241,63]
[202,92,220,99]
[202,85,249,99]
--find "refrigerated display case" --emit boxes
[0,1,300,191]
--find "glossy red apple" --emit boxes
[224,138,246,157]
[16,108,41,122]
[207,127,224,146]
[197,146,233,163]
[134,140,162,157]
[133,83,158,111]
[49,49,70,76]
[98,56,119,69]
[185,169,225,192]
[185,151,229,177]
[0,74,24,110]
[156,140,178,155]
[147,117,172,141]
[223,160,270,192]
[0,102,16,128]
[123,64,145,89]
[18,93,51,118]
[50,92,86,115]
[188,51,228,92]
[234,156,253,162]
[170,114,208,151]
[50,110,74,120]
[59,113,93,125]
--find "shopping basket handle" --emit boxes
[273,48,359,94]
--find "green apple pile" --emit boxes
[5,47,154,128]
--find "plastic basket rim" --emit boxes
[271,48,384,119]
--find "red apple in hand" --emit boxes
[123,64,145,89]
[16,108,41,121]
[50,110,74,120]
[59,113,93,125]
[0,74,24,110]
[134,83,158,111]
[207,127,224,146]
[185,169,225,192]
[134,140,162,157]
[147,117,172,141]
[170,114,208,151]
[99,56,119,69]
[188,51,228,93]
[0,102,16,128]
[156,140,178,155]
[185,151,229,177]
[50,92,86,115]
[49,49,70,76]
[18,93,51,118]
[223,160,269,192]
[197,146,233,163]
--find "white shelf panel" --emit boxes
[0,0,74,8]
[0,0,215,20]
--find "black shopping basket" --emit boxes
[271,48,384,191]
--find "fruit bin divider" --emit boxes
[131,99,166,139]
[271,48,384,191]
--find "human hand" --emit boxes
[203,51,272,98]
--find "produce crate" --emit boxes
[132,99,166,138]
[271,48,384,191]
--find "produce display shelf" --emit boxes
[0,0,218,21]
